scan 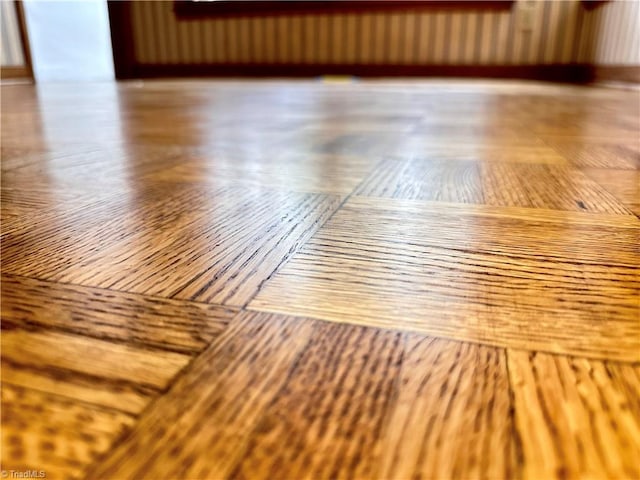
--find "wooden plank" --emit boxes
[1,328,190,413]
[251,196,640,361]
[146,151,375,195]
[2,79,640,480]
[377,333,516,479]
[2,186,340,306]
[85,311,316,480]
[1,274,236,354]
[1,329,189,389]
[1,383,134,480]
[386,144,570,165]
[87,312,517,479]
[546,140,640,169]
[584,168,640,217]
[0,65,31,79]
[508,350,640,479]
[231,321,406,479]
[234,328,516,480]
[354,158,633,214]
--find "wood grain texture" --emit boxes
[1,327,190,414]
[508,350,640,479]
[544,139,640,169]
[584,168,640,217]
[146,150,376,195]
[2,186,340,306]
[1,383,134,480]
[251,196,640,361]
[86,312,317,480]
[88,312,517,480]
[1,274,235,354]
[382,144,570,165]
[376,333,515,480]
[355,158,633,214]
[2,80,639,479]
[233,328,516,480]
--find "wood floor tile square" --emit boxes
[584,168,640,217]
[354,158,632,214]
[250,197,640,361]
[87,312,639,480]
[86,312,517,480]
[545,140,640,169]
[388,144,569,165]
[146,150,374,195]
[3,80,640,480]
[231,325,516,480]
[1,327,190,414]
[1,275,236,354]
[508,350,640,479]
[2,185,340,306]
[1,383,134,480]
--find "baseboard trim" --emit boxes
[592,66,640,84]
[1,66,31,79]
[122,63,594,83]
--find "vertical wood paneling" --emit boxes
[599,1,614,62]
[250,17,261,63]
[479,13,493,64]
[372,14,386,64]
[432,12,445,64]
[403,13,412,63]
[163,1,180,63]
[344,14,357,63]
[577,5,594,63]
[130,2,147,63]
[235,17,248,63]
[190,15,204,62]
[317,14,329,64]
[520,2,540,65]
[504,7,517,64]
[494,12,510,65]
[276,16,289,63]
[580,0,640,65]
[265,16,276,63]
[154,1,169,64]
[464,12,477,64]
[1,1,25,66]
[202,20,214,63]
[543,1,560,63]
[303,15,315,64]
[228,18,240,62]
[561,1,579,63]
[448,13,462,65]
[290,16,303,63]
[631,0,640,65]
[361,13,374,64]
[127,1,640,68]
[388,14,401,63]
[416,13,430,64]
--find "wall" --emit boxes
[1,1,25,67]
[23,0,114,81]
[129,1,588,66]
[588,0,640,65]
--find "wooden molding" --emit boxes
[580,0,610,11]
[119,63,594,83]
[1,65,31,79]
[592,66,640,84]
[107,1,135,79]
[174,1,515,19]
[13,1,33,79]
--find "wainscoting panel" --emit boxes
[111,0,640,79]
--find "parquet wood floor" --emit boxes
[1,80,639,479]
